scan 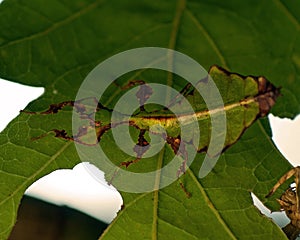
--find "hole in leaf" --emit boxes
[251,192,289,228]
[254,114,300,239]
[269,114,300,166]
[25,162,123,223]
[0,79,122,224]
[0,78,44,131]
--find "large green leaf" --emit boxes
[0,0,299,239]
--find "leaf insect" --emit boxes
[266,167,300,240]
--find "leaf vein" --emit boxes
[152,149,165,240]
[187,168,237,239]
[165,0,186,102]
[0,142,72,206]
[185,9,229,69]
[158,217,199,239]
[275,0,300,31]
[0,0,103,49]
[0,170,27,179]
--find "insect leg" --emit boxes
[294,167,300,213]
[266,167,297,198]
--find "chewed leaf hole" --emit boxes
[25,162,123,223]
[0,78,44,131]
[251,193,290,228]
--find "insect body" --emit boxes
[266,167,300,240]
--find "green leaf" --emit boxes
[0,0,299,239]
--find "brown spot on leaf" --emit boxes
[256,85,281,117]
[179,181,191,198]
[121,129,150,168]
[20,101,75,114]
[43,101,75,114]
[95,124,112,143]
[120,158,141,168]
[136,84,153,112]
[31,129,74,142]
[166,136,181,154]
[134,129,150,157]
[258,76,267,93]
[198,76,209,84]
[120,80,145,90]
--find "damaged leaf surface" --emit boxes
[0,0,300,239]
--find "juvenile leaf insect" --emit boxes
[266,167,300,240]
[22,66,281,196]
